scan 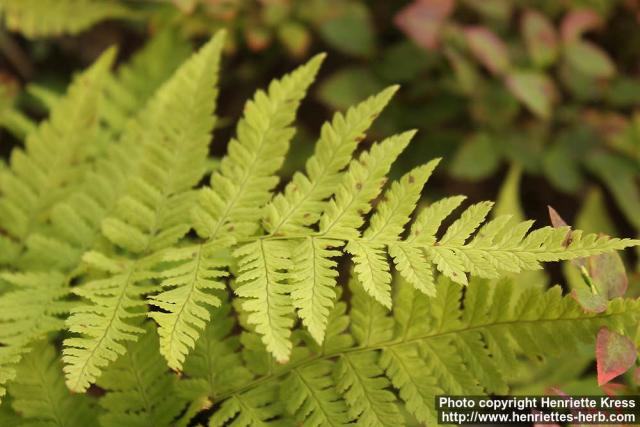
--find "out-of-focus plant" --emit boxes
[392,0,640,234]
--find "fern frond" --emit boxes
[0,49,114,255]
[103,29,192,133]
[63,253,151,392]
[0,272,75,400]
[20,33,193,271]
[0,272,72,347]
[334,352,403,426]
[102,32,225,253]
[181,299,253,398]
[378,346,441,425]
[199,277,640,426]
[349,278,394,347]
[209,384,282,427]
[193,54,324,241]
[283,361,351,426]
[98,325,186,427]
[0,0,130,38]
[263,86,398,235]
[9,342,96,427]
[63,33,226,391]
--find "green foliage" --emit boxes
[0,0,131,38]
[0,27,638,427]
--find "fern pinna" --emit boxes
[0,30,638,426]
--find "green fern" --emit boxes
[0,31,639,426]
[0,0,131,38]
[9,342,96,427]
[97,325,186,427]
[63,32,226,392]
[0,48,114,264]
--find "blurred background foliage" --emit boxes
[0,0,639,395]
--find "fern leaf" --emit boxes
[209,384,282,427]
[334,352,404,426]
[0,49,114,251]
[0,272,72,347]
[9,342,96,427]
[149,243,230,371]
[263,86,398,235]
[63,253,150,392]
[63,34,226,391]
[283,361,350,426]
[98,326,186,427]
[319,131,414,239]
[102,32,225,253]
[0,0,130,38]
[290,237,341,344]
[194,54,324,241]
[346,240,392,307]
[388,244,435,296]
[183,306,253,402]
[349,278,394,346]
[0,272,75,400]
[379,346,441,425]
[234,239,294,363]
[103,29,192,133]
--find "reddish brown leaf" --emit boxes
[521,9,558,67]
[596,327,637,386]
[561,9,603,43]
[394,0,455,51]
[547,206,576,251]
[464,26,510,75]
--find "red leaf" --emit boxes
[464,26,510,75]
[596,327,637,386]
[561,9,603,43]
[394,0,455,51]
